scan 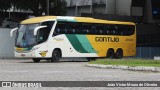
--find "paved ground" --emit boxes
[0,59,160,90]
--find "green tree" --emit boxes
[49,0,67,15]
[0,0,67,16]
[0,0,11,11]
[15,0,67,16]
[15,0,45,16]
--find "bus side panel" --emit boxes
[47,34,99,58]
[86,35,136,57]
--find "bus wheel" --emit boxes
[32,58,41,63]
[106,49,115,59]
[115,49,123,59]
[51,50,61,62]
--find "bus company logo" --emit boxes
[53,38,64,41]
[95,37,119,42]
[2,82,11,87]
[39,50,48,57]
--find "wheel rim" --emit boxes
[116,50,123,59]
[53,51,59,61]
[108,51,114,58]
[54,53,59,60]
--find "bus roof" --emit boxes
[21,16,135,25]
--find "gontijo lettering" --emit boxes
[95,37,119,42]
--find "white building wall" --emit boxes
[78,6,91,16]
[116,0,132,16]
[65,0,132,16]
[106,0,116,14]
[94,6,106,14]
[66,8,76,16]
[0,28,15,59]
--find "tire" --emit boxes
[32,58,41,63]
[115,49,123,59]
[106,49,115,59]
[51,50,61,62]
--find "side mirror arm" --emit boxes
[34,26,47,35]
[10,28,18,37]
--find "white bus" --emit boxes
[10,16,136,62]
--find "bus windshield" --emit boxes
[15,24,39,48]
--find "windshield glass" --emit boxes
[15,24,39,48]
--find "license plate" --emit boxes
[21,54,25,57]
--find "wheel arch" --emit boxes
[116,48,123,52]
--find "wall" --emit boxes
[105,0,116,15]
[136,47,160,59]
[65,0,132,16]
[116,0,132,16]
[0,28,16,59]
[131,7,143,16]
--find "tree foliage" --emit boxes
[0,0,11,11]
[0,0,67,16]
[50,0,67,15]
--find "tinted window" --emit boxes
[54,22,67,35]
[38,21,54,43]
[116,25,135,36]
[95,25,107,35]
[68,22,81,34]
[54,21,135,36]
[82,24,94,34]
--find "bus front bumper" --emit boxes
[15,51,38,58]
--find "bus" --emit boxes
[10,16,136,62]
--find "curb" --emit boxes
[87,64,160,72]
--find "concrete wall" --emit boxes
[66,7,76,16]
[93,5,106,14]
[105,0,116,14]
[0,28,15,58]
[65,0,132,16]
[78,6,91,16]
[131,7,143,16]
[116,0,132,16]
[68,0,92,6]
[136,47,160,59]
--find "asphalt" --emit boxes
[0,59,160,90]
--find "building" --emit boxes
[65,0,160,59]
[65,0,160,23]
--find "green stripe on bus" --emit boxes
[75,35,96,53]
[65,34,88,53]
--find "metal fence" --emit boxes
[135,47,160,59]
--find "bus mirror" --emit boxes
[34,26,47,35]
[10,27,18,37]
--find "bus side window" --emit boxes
[118,25,135,36]
[54,22,67,36]
[109,25,118,35]
[68,22,79,34]
[41,21,54,42]
[115,25,121,35]
[95,25,103,35]
[128,25,135,35]
[82,24,94,34]
[106,25,112,35]
[117,25,124,35]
